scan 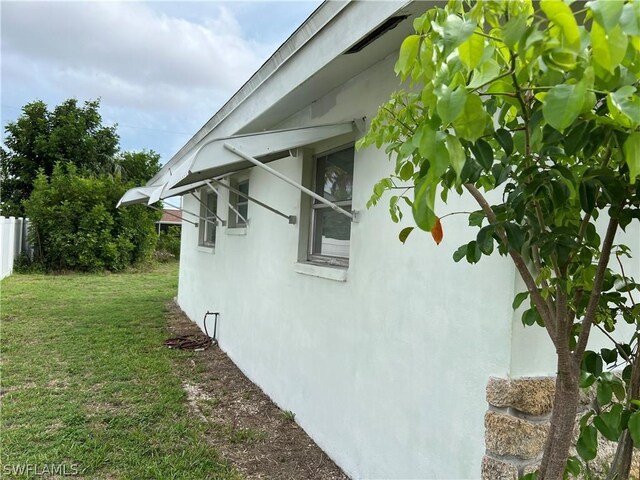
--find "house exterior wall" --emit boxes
[174,45,640,478]
[176,54,521,479]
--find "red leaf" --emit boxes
[431,217,443,245]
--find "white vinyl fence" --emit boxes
[0,216,31,279]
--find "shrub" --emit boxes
[25,164,160,272]
[156,225,181,259]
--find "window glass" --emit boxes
[235,180,249,226]
[310,146,354,263]
[200,189,217,247]
[311,208,351,257]
[314,147,354,203]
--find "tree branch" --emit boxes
[616,252,637,308]
[574,217,619,358]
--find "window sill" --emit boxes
[226,227,247,236]
[294,262,348,282]
[197,245,215,254]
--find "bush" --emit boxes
[156,226,181,259]
[13,253,43,274]
[24,164,160,272]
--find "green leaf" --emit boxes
[399,226,414,244]
[623,133,640,183]
[612,382,626,402]
[542,78,587,132]
[458,29,485,70]
[440,15,476,53]
[600,348,618,364]
[453,94,488,142]
[412,177,437,231]
[503,14,528,49]
[620,2,640,36]
[522,308,541,326]
[471,139,494,171]
[395,35,420,76]
[589,0,624,32]
[576,425,598,461]
[468,60,501,90]
[436,85,467,125]
[563,121,591,156]
[541,0,581,51]
[494,129,513,156]
[416,124,436,159]
[504,223,525,252]
[591,22,628,74]
[579,180,598,213]
[629,411,640,446]
[468,211,484,227]
[565,457,582,477]
[445,135,466,180]
[465,240,481,264]
[597,381,613,406]
[399,161,414,181]
[476,225,494,255]
[580,371,597,388]
[512,291,529,310]
[608,86,640,127]
[593,404,623,441]
[453,244,467,262]
[583,350,603,376]
[419,39,434,77]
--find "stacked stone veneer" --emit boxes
[482,376,640,479]
[482,377,556,479]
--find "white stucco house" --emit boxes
[119,2,640,478]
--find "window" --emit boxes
[229,178,249,228]
[199,189,217,247]
[309,146,354,266]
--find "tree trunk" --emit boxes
[606,350,640,480]
[539,359,581,480]
[607,430,633,480]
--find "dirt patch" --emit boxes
[166,302,349,480]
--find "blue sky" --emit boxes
[1,1,321,164]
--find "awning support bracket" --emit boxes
[204,181,248,226]
[190,192,226,227]
[207,178,296,225]
[223,143,356,222]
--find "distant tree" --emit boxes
[116,150,162,185]
[1,98,119,216]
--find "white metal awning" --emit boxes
[165,122,354,190]
[117,184,165,208]
[117,122,356,223]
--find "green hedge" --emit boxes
[25,164,160,271]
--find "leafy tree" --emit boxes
[116,150,162,185]
[25,163,160,272]
[1,99,119,216]
[358,1,640,478]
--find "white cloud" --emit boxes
[2,2,262,96]
[0,1,319,162]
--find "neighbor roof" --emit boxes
[158,209,182,224]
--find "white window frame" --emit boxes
[228,175,249,229]
[308,144,354,268]
[198,188,218,248]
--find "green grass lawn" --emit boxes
[0,262,239,479]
